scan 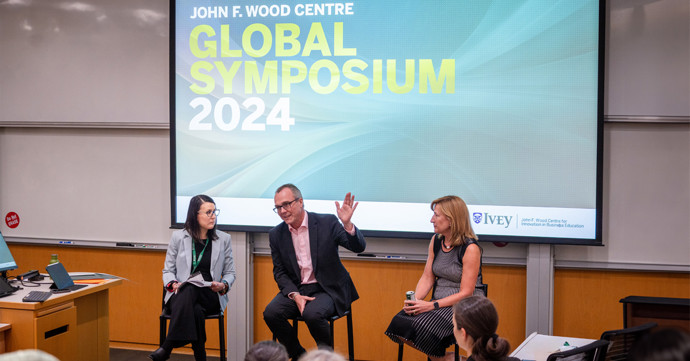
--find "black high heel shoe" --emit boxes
[148,347,170,361]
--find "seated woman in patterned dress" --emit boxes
[385,195,484,361]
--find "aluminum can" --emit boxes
[406,291,416,301]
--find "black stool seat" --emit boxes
[159,289,225,361]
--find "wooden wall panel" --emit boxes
[553,269,690,339]
[253,255,526,361]
[11,244,688,361]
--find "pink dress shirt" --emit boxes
[288,211,357,291]
[289,212,317,285]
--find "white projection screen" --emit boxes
[171,0,604,245]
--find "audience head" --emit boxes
[0,349,60,361]
[430,195,477,246]
[628,328,690,361]
[184,194,218,241]
[298,349,346,361]
[453,296,510,361]
[244,340,289,361]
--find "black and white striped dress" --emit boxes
[385,239,483,358]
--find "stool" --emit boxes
[159,288,225,361]
[397,342,459,361]
[273,309,354,361]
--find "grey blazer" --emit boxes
[162,229,236,311]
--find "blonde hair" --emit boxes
[430,195,477,247]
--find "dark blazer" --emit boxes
[268,211,366,316]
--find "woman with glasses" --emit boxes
[150,194,236,361]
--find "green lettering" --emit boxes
[302,23,330,57]
[420,59,455,94]
[275,23,301,57]
[215,61,242,94]
[189,61,215,94]
[281,60,307,94]
[190,25,216,58]
[342,59,368,94]
[387,59,415,94]
[333,23,356,56]
[220,25,242,57]
[309,60,339,94]
[243,23,272,58]
[245,61,278,94]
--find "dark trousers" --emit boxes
[163,284,220,360]
[263,283,336,359]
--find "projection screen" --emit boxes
[171,0,604,245]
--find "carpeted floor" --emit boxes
[109,348,221,361]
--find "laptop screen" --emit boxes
[46,262,75,290]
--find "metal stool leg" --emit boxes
[330,319,335,347]
[346,312,354,361]
[397,341,459,361]
[219,314,226,361]
[272,310,355,361]
[159,317,167,346]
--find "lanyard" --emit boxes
[191,239,209,273]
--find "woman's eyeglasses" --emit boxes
[199,209,220,217]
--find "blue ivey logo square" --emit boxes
[473,212,482,224]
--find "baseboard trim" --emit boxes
[109,342,221,357]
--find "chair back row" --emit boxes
[599,322,657,361]
[546,322,658,361]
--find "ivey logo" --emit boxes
[473,213,482,224]
[473,212,513,228]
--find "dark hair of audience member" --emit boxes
[244,340,289,361]
[453,296,511,361]
[628,328,690,361]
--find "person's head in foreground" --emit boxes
[628,328,690,361]
[298,349,346,361]
[452,296,514,361]
[245,340,289,361]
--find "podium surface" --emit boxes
[0,278,122,361]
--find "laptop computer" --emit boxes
[0,277,16,298]
[46,262,88,292]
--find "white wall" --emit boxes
[0,0,688,265]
